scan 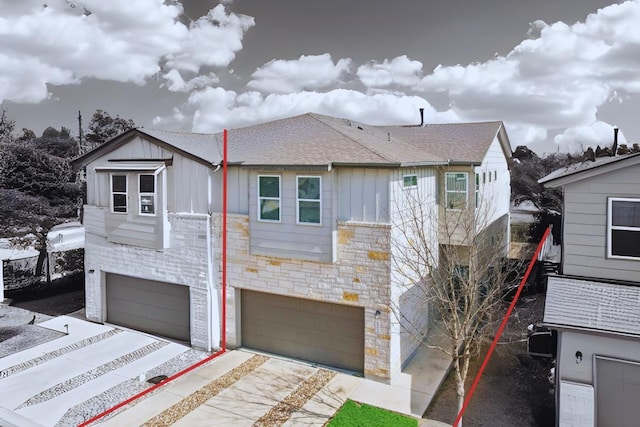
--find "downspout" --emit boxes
[222,129,228,350]
[78,130,230,427]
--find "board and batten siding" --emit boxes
[337,168,390,222]
[211,166,249,215]
[86,136,211,214]
[562,164,640,282]
[474,136,511,227]
[249,170,335,263]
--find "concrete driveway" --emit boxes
[1,309,451,426]
[0,315,194,427]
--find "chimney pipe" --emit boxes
[419,108,424,127]
[613,126,619,156]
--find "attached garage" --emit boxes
[241,290,364,372]
[596,357,640,426]
[106,273,190,342]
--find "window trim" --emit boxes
[403,174,418,189]
[258,174,281,223]
[138,173,156,216]
[445,172,468,210]
[110,173,128,214]
[296,175,322,226]
[607,197,640,260]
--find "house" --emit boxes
[539,151,640,426]
[71,112,512,381]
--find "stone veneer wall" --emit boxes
[84,211,215,349]
[217,214,397,380]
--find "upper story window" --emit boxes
[403,174,418,189]
[297,176,321,225]
[608,198,640,259]
[139,174,156,216]
[111,174,127,213]
[445,172,468,209]
[258,175,281,222]
[475,173,480,207]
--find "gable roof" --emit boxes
[377,121,510,165]
[539,152,640,187]
[71,113,511,170]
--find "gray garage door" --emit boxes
[596,357,640,426]
[106,273,190,342]
[241,290,364,372]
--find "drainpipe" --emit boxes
[78,130,230,427]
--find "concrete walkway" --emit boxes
[95,339,452,426]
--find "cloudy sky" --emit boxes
[2,0,639,154]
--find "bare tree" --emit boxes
[391,169,513,426]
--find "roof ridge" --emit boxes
[308,114,397,163]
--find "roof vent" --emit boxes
[613,126,619,156]
[419,108,425,127]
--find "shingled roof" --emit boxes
[539,151,640,187]
[72,113,510,170]
[377,121,509,164]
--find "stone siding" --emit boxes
[84,213,216,350]
[218,214,396,380]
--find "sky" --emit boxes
[1,0,639,155]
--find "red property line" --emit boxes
[453,226,552,427]
[78,130,230,427]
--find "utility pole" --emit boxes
[77,110,83,153]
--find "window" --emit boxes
[139,174,155,215]
[488,171,492,182]
[608,198,640,259]
[258,175,280,222]
[475,173,480,207]
[494,171,497,181]
[111,174,127,213]
[297,176,321,224]
[403,174,418,189]
[445,172,468,209]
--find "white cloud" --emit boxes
[0,1,253,103]
[162,70,219,92]
[554,121,627,154]
[247,54,351,93]
[184,87,457,133]
[357,55,423,92]
[418,0,640,135]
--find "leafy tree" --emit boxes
[84,109,135,149]
[36,126,79,158]
[0,109,15,144]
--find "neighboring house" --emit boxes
[71,112,511,381]
[0,223,85,301]
[539,152,640,426]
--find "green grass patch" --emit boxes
[327,399,418,427]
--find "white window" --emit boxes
[139,174,156,216]
[258,175,280,222]
[403,174,418,189]
[111,174,127,214]
[475,173,480,207]
[445,172,468,209]
[297,176,321,225]
[608,198,640,259]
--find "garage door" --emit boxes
[241,290,364,372]
[596,357,640,426]
[106,273,190,342]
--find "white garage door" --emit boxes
[106,273,190,342]
[596,357,640,426]
[241,290,364,372]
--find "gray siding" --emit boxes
[249,170,334,263]
[338,168,390,222]
[562,164,640,281]
[211,166,249,215]
[86,136,210,214]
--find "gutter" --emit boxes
[78,130,230,427]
